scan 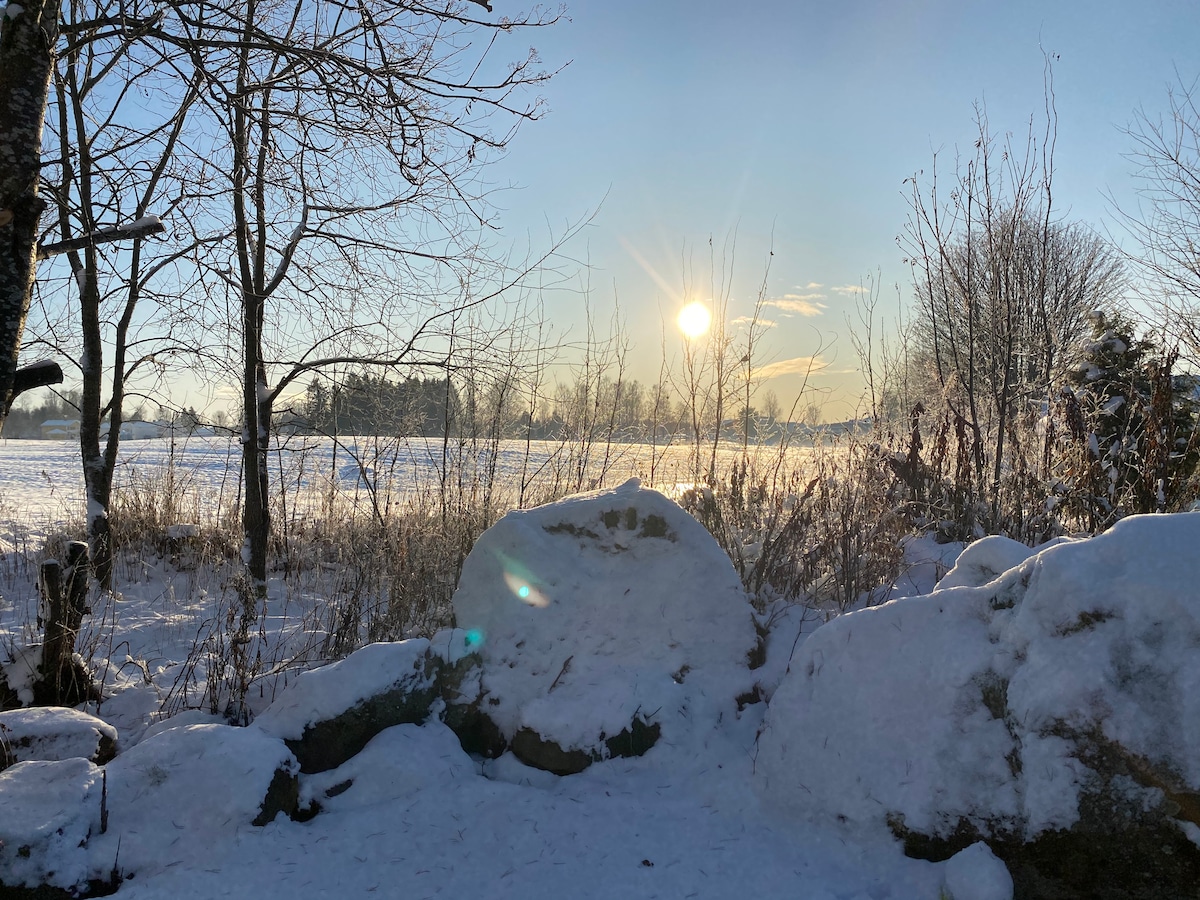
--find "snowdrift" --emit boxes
[757,512,1200,895]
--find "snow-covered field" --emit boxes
[0,434,806,528]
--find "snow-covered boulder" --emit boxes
[452,478,758,774]
[933,533,1043,590]
[0,707,117,769]
[93,724,299,878]
[253,639,442,773]
[0,758,104,893]
[757,514,1200,897]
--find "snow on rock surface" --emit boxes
[0,706,117,767]
[92,723,298,877]
[943,842,1013,900]
[0,758,102,891]
[253,639,433,741]
[757,512,1200,892]
[252,639,439,772]
[452,478,758,761]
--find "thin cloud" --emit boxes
[803,282,823,289]
[731,315,777,328]
[758,355,830,378]
[763,294,828,316]
[831,284,867,296]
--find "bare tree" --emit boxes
[33,0,201,588]
[902,83,1124,529]
[119,0,564,606]
[1121,75,1200,363]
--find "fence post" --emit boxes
[36,541,91,705]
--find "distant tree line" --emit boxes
[301,375,456,437]
[296,368,822,445]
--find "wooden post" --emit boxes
[36,541,91,705]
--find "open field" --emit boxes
[0,434,815,535]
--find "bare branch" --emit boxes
[37,217,167,259]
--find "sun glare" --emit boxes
[677,301,712,339]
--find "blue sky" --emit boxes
[488,0,1200,419]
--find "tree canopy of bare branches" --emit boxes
[901,91,1125,529]
[1121,75,1200,363]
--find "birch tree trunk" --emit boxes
[0,0,63,422]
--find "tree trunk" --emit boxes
[79,252,116,589]
[241,300,270,593]
[0,0,63,423]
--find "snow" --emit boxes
[17,358,57,374]
[0,758,103,891]
[298,721,475,812]
[2,646,42,707]
[1004,513,1200,779]
[4,443,1200,897]
[757,511,1200,848]
[87,497,108,526]
[91,724,298,877]
[935,532,1049,589]
[253,639,432,741]
[125,214,162,230]
[943,842,1013,900]
[0,707,115,764]
[757,579,1023,836]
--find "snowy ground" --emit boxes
[0,443,1016,899]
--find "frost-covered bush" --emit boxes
[1052,310,1200,531]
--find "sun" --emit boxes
[677,301,712,339]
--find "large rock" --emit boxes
[757,513,1200,899]
[92,723,300,878]
[253,639,441,773]
[452,478,758,774]
[0,707,117,770]
[0,758,103,893]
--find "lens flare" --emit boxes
[494,550,550,607]
[503,569,549,607]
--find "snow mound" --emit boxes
[0,706,117,766]
[0,758,102,891]
[944,842,1013,900]
[301,722,477,812]
[92,723,298,877]
[758,512,1200,845]
[936,533,1064,590]
[452,478,757,757]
